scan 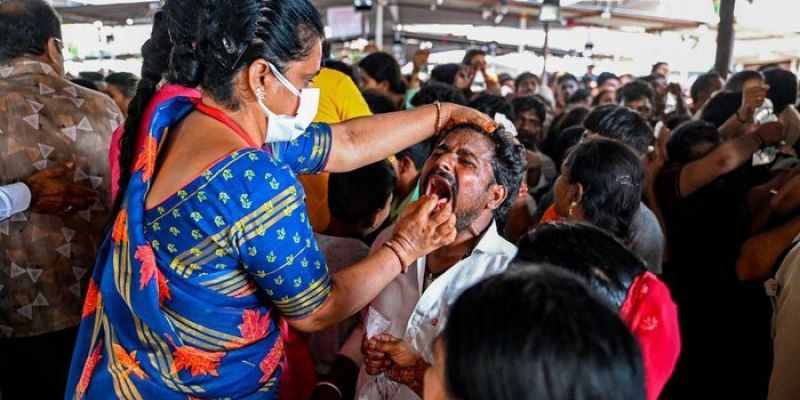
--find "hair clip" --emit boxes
[615,175,638,187]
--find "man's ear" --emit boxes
[45,37,64,76]
[485,183,508,211]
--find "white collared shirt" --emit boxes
[0,182,31,222]
[352,221,517,400]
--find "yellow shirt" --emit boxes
[300,67,372,232]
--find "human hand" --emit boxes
[362,334,390,376]
[391,195,457,263]
[755,121,785,147]
[666,82,683,97]
[739,84,770,121]
[440,103,497,134]
[24,162,99,216]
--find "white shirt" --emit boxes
[352,221,517,400]
[0,182,31,222]
[767,236,800,400]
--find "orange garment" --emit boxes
[301,67,371,232]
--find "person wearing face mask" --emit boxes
[64,1,496,399]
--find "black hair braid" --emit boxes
[113,10,173,215]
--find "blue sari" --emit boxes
[65,93,334,399]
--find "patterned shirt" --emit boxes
[0,60,120,338]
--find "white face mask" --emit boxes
[255,63,320,143]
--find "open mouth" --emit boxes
[424,173,455,207]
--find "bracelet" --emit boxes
[433,101,442,135]
[736,109,749,124]
[315,381,342,399]
[383,240,410,274]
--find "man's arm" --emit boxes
[0,182,32,221]
[737,215,800,281]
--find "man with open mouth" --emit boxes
[314,123,526,400]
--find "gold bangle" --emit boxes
[434,101,442,135]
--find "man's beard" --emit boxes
[455,203,483,233]
[517,129,538,151]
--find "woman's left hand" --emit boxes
[441,104,497,134]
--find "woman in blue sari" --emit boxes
[64,0,494,399]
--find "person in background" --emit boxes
[652,62,670,78]
[763,68,800,146]
[0,1,120,398]
[701,88,770,140]
[511,95,547,152]
[514,71,540,98]
[547,138,645,251]
[308,160,397,377]
[556,73,580,110]
[461,48,499,94]
[424,266,646,400]
[362,88,399,115]
[104,71,139,119]
[300,63,372,232]
[724,70,765,92]
[567,88,592,108]
[593,88,616,107]
[359,51,407,108]
[619,73,635,86]
[468,92,514,124]
[690,71,724,115]
[429,63,473,98]
[618,79,656,122]
[655,120,784,400]
[410,82,468,108]
[597,71,621,92]
[517,222,680,400]
[497,72,514,97]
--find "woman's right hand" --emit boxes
[390,195,457,264]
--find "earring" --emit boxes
[568,202,577,218]
[255,87,265,101]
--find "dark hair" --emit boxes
[461,48,486,65]
[443,266,645,400]
[468,93,514,121]
[591,89,614,107]
[358,52,406,95]
[511,95,546,124]
[516,222,647,311]
[514,72,540,89]
[410,82,467,107]
[430,63,460,86]
[567,89,592,105]
[71,78,99,91]
[361,88,398,114]
[397,141,433,171]
[597,72,619,88]
[324,60,359,86]
[617,79,655,105]
[115,0,324,214]
[690,71,721,103]
[664,114,692,131]
[764,68,798,114]
[563,138,644,239]
[0,0,62,64]
[666,120,721,165]
[557,73,579,86]
[438,124,526,221]
[651,62,668,74]
[545,106,591,156]
[699,91,741,128]
[328,160,396,225]
[551,126,585,171]
[724,70,764,91]
[105,72,140,99]
[584,105,654,155]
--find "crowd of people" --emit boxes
[1,0,799,399]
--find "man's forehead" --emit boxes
[439,128,494,151]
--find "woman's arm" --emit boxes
[326,103,494,173]
[737,215,800,280]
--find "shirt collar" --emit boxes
[470,220,515,257]
[0,60,60,80]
